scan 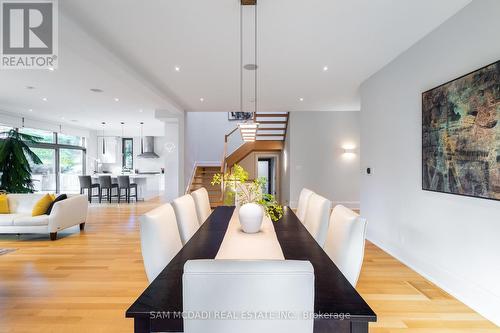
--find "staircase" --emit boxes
[186,112,289,207]
[187,166,223,208]
[255,112,289,141]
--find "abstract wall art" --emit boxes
[422,60,499,200]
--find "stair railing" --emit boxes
[220,127,240,200]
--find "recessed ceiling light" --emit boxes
[61,117,65,120]
[114,97,119,102]
[26,86,35,90]
[42,97,47,101]
[299,97,304,102]
[139,109,143,113]
[48,67,55,71]
[28,108,33,112]
[323,66,328,71]
[174,66,180,72]
[90,88,103,93]
[200,98,204,102]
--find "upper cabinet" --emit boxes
[98,136,118,163]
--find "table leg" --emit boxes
[351,321,368,333]
[134,317,151,333]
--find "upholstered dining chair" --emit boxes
[323,205,367,287]
[183,259,314,333]
[139,203,183,283]
[303,193,331,247]
[191,187,211,225]
[117,175,138,203]
[172,194,200,245]
[296,188,314,223]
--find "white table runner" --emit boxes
[215,208,285,260]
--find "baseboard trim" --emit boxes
[367,233,500,327]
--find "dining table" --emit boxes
[126,206,377,332]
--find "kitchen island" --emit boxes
[91,174,165,201]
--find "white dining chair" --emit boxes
[172,194,200,245]
[183,259,314,333]
[296,188,314,223]
[303,193,331,247]
[191,187,211,225]
[139,203,183,283]
[323,205,367,287]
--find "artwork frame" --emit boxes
[422,60,499,201]
[228,112,254,121]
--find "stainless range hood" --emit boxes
[138,136,160,158]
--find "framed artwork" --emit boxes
[228,112,253,121]
[422,60,499,201]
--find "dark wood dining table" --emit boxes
[126,206,377,332]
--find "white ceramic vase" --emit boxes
[238,203,263,233]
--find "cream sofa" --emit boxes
[0,194,88,240]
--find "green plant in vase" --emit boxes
[211,164,283,223]
[0,129,43,193]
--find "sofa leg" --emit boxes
[50,232,57,241]
[80,222,85,231]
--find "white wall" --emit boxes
[360,0,500,325]
[184,112,243,188]
[288,111,360,209]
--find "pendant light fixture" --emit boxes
[140,122,144,154]
[101,122,106,155]
[238,0,259,142]
[121,122,125,138]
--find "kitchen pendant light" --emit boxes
[140,122,144,154]
[101,122,106,155]
[121,122,125,138]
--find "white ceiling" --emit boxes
[0,0,471,132]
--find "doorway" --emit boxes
[257,157,275,196]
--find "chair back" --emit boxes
[191,187,211,225]
[296,188,314,222]
[324,205,367,287]
[183,259,314,333]
[98,176,112,188]
[172,194,200,245]
[303,193,331,247]
[140,203,183,282]
[78,176,92,188]
[117,175,131,188]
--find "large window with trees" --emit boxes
[1,125,86,194]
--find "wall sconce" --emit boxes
[343,147,356,154]
[341,144,356,160]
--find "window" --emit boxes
[58,133,84,147]
[60,149,83,193]
[29,148,57,192]
[19,127,55,143]
[122,138,133,170]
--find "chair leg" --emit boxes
[80,222,85,230]
[99,188,102,203]
[127,188,130,203]
[87,188,91,203]
[134,187,138,202]
[108,188,111,203]
[118,188,121,204]
[50,232,57,241]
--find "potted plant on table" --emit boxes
[211,164,283,233]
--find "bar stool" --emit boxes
[98,176,119,203]
[78,176,100,203]
[117,175,138,203]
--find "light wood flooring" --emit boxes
[0,199,498,332]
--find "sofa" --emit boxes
[0,194,89,240]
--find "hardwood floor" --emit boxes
[0,199,498,332]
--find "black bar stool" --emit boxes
[78,176,100,203]
[98,176,119,203]
[117,176,138,203]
